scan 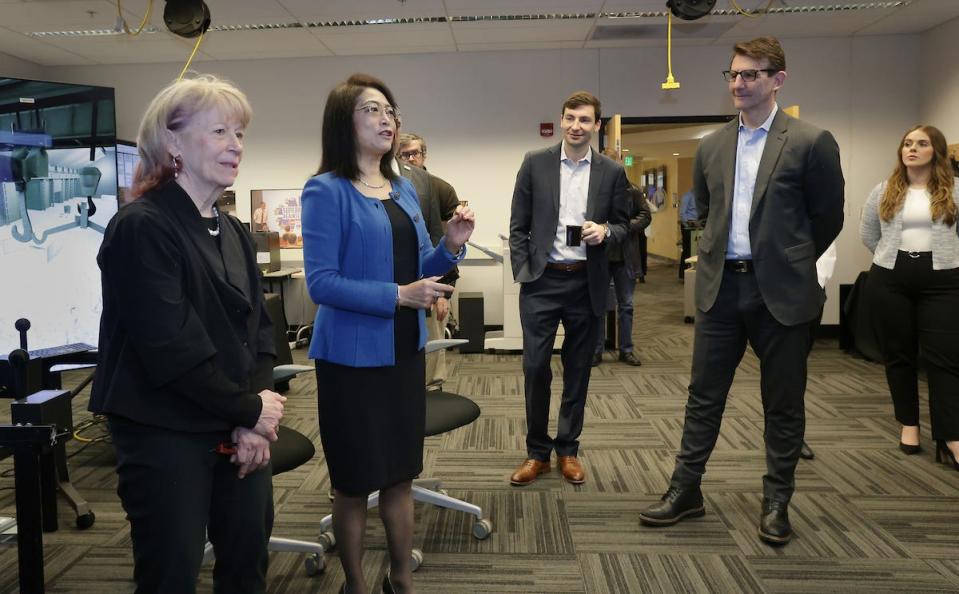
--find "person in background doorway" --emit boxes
[593,182,651,367]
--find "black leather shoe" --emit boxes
[758,498,792,545]
[619,351,642,367]
[591,351,603,366]
[799,441,815,460]
[899,442,922,455]
[639,486,705,526]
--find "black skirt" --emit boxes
[315,198,424,495]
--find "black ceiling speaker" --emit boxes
[164,0,211,38]
[666,0,717,21]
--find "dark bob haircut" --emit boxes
[317,73,400,181]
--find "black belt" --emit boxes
[724,259,754,273]
[545,261,587,273]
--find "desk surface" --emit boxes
[262,268,301,279]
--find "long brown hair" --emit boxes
[879,124,956,226]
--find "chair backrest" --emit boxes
[264,293,293,366]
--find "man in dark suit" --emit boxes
[593,182,651,367]
[508,91,629,486]
[638,37,844,545]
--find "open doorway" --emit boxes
[600,115,733,276]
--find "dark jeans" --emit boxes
[595,261,636,353]
[868,252,959,440]
[670,268,812,502]
[519,268,601,460]
[109,416,274,594]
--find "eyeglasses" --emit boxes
[398,149,424,160]
[355,102,401,123]
[722,69,778,82]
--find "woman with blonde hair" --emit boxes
[91,74,285,593]
[860,124,959,470]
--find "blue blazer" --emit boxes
[302,173,465,367]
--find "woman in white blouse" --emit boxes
[860,125,959,471]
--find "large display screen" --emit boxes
[0,77,117,351]
[250,188,303,248]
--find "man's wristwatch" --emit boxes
[604,224,611,239]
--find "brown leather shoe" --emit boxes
[509,459,551,486]
[557,455,585,484]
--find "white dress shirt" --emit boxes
[726,103,778,260]
[549,141,591,262]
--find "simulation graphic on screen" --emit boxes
[0,77,118,351]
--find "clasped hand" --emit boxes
[254,389,286,442]
[231,426,271,479]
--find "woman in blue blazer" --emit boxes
[301,74,474,594]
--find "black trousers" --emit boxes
[519,268,601,460]
[868,252,959,440]
[109,416,274,594]
[670,268,812,501]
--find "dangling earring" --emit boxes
[172,154,181,178]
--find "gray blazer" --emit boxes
[693,110,845,326]
[508,143,630,316]
[859,179,959,270]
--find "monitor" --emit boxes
[0,77,118,351]
[250,188,303,249]
[116,139,140,203]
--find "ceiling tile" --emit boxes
[201,28,331,59]
[451,20,593,44]
[279,0,447,22]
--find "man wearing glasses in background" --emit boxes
[397,133,461,387]
[639,37,844,545]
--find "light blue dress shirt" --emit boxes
[679,190,698,223]
[726,103,778,260]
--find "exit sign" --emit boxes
[624,155,633,167]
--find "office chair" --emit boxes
[314,338,492,572]
[204,294,325,575]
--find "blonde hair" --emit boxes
[131,73,252,199]
[879,125,956,226]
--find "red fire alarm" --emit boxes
[540,123,554,138]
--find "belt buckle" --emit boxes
[907,251,921,259]
[731,260,749,273]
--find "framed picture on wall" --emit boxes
[250,188,303,249]
[656,165,667,193]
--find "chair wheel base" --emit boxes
[411,548,423,572]
[472,519,492,540]
[76,512,95,530]
[304,553,324,576]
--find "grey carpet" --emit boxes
[1,260,957,593]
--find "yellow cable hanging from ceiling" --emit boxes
[662,11,680,90]
[115,0,153,36]
[177,29,206,81]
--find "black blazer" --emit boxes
[693,110,844,325]
[90,181,275,432]
[508,143,631,316]
[616,185,652,279]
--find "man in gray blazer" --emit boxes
[508,91,630,486]
[639,37,844,545]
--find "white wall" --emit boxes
[40,34,921,324]
[0,50,44,80]
[920,17,959,138]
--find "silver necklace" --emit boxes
[357,176,387,189]
[207,205,220,237]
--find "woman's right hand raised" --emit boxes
[254,389,287,441]
[398,277,455,310]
